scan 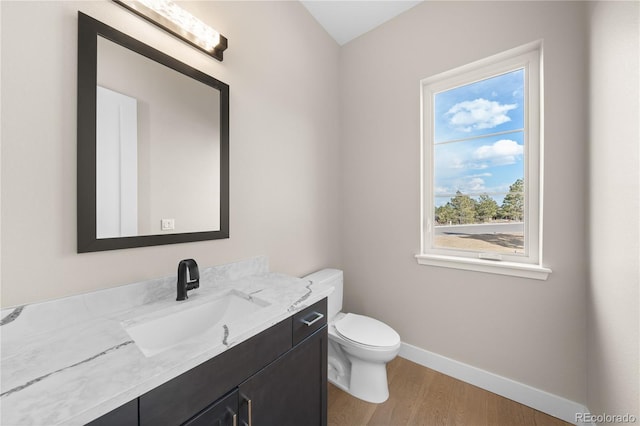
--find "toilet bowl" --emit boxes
[303,269,401,403]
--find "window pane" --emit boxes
[433,133,525,255]
[434,69,524,143]
[434,133,524,198]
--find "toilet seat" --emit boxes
[334,313,400,348]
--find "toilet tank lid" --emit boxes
[335,313,400,347]
[302,269,343,285]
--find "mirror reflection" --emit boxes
[96,36,221,238]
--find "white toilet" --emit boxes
[303,269,401,403]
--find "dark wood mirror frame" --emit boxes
[77,12,229,253]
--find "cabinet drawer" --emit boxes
[292,298,327,346]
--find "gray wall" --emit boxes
[588,0,640,420]
[0,0,342,306]
[339,1,589,403]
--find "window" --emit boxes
[416,41,551,280]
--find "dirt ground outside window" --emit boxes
[435,232,525,255]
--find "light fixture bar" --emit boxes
[113,0,227,61]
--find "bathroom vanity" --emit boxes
[91,299,327,426]
[0,257,332,425]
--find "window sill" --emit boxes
[415,254,552,280]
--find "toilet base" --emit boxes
[328,352,350,391]
[347,357,390,403]
[327,337,394,404]
[328,357,391,403]
[328,375,350,394]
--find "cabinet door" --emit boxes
[238,327,327,426]
[183,391,238,426]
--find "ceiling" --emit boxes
[300,1,424,46]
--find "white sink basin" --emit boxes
[123,291,268,357]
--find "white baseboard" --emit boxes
[399,342,595,426]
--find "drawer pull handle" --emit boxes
[240,393,252,426]
[227,407,238,426]
[301,312,324,327]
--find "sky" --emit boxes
[433,69,525,206]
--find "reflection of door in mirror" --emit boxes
[96,36,221,238]
[96,86,139,238]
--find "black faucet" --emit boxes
[176,259,200,301]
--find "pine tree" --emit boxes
[499,179,524,221]
[450,191,477,224]
[475,193,499,222]
[435,202,456,225]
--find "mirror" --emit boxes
[77,12,229,252]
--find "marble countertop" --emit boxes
[0,257,332,425]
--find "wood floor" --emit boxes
[327,357,572,426]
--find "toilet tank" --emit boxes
[303,269,343,319]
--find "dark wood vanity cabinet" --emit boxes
[88,298,327,426]
[238,325,327,426]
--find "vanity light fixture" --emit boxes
[113,0,228,61]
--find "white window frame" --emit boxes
[416,41,551,280]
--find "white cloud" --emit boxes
[446,98,517,132]
[467,177,486,191]
[473,139,523,166]
[436,175,488,195]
